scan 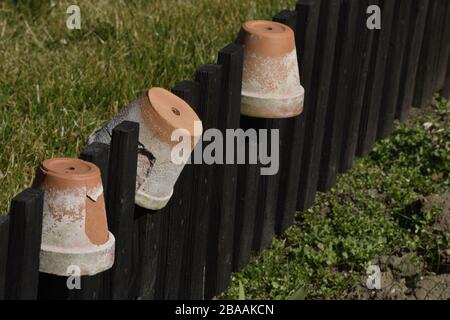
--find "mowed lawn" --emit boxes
[0,0,296,213]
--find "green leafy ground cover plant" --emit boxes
[224,96,450,299]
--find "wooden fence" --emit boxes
[1,0,449,300]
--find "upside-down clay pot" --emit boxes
[34,158,115,276]
[87,87,203,210]
[236,20,305,118]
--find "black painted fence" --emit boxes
[1,0,449,300]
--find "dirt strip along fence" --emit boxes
[1,0,449,300]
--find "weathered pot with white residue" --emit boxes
[87,87,203,210]
[34,158,115,276]
[236,20,305,118]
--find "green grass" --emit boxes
[0,0,296,213]
[223,97,450,299]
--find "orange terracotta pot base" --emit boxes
[237,20,305,119]
[35,158,115,276]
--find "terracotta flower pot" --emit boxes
[87,87,203,210]
[34,158,115,276]
[236,20,305,118]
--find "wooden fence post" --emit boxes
[233,117,261,271]
[272,10,305,235]
[133,205,161,300]
[339,0,377,172]
[205,43,243,299]
[396,0,430,122]
[297,0,340,210]
[443,61,450,99]
[151,206,169,299]
[81,142,110,194]
[377,0,412,139]
[292,0,322,213]
[183,64,222,299]
[106,121,139,300]
[252,119,281,253]
[435,1,450,92]
[357,0,396,157]
[168,81,201,300]
[414,0,442,108]
[0,215,9,300]
[430,0,448,94]
[77,142,111,300]
[5,188,43,300]
[319,0,358,191]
